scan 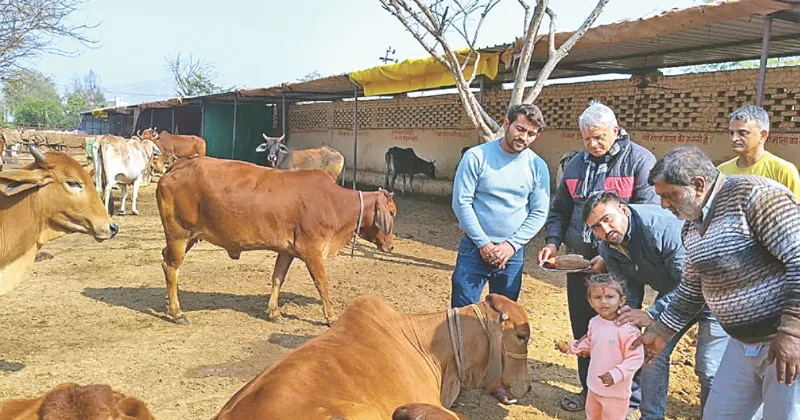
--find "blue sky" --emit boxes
[30,0,701,102]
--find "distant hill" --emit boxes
[102,78,176,106]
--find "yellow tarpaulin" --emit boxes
[349,50,499,97]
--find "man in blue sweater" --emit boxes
[452,103,550,306]
[451,103,550,403]
[583,190,729,419]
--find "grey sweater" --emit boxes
[659,174,800,342]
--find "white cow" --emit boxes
[93,135,160,216]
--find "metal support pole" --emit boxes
[281,92,287,139]
[232,95,238,159]
[171,107,175,133]
[756,15,772,107]
[149,109,154,127]
[200,100,205,138]
[352,86,359,190]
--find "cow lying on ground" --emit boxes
[140,127,206,174]
[384,146,436,194]
[0,382,154,420]
[0,145,118,295]
[212,294,530,419]
[93,135,161,215]
[255,134,345,182]
[156,156,396,325]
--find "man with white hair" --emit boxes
[538,101,658,416]
[718,105,800,199]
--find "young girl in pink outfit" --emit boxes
[556,274,645,420]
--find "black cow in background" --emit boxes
[384,146,436,195]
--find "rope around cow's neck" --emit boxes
[446,308,464,382]
[350,190,364,258]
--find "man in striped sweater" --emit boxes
[635,147,800,419]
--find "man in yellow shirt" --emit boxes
[718,105,800,199]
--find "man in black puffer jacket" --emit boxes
[538,101,658,418]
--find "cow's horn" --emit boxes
[28,144,47,163]
[137,130,141,136]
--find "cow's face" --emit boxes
[484,294,531,400]
[140,127,158,141]
[362,188,396,253]
[151,154,178,176]
[256,134,287,167]
[424,160,436,179]
[0,146,118,241]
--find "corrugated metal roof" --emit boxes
[488,0,800,81]
[84,0,800,114]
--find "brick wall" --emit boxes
[289,66,800,133]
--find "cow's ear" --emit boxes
[484,294,512,323]
[255,143,268,152]
[373,197,392,235]
[0,169,53,196]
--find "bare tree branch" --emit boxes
[546,7,556,56]
[165,53,224,97]
[508,0,547,106]
[523,0,609,104]
[0,0,99,77]
[517,0,530,34]
[381,0,607,142]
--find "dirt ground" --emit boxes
[0,167,702,419]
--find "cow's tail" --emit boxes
[93,140,104,196]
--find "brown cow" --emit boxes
[212,294,531,420]
[156,156,396,325]
[141,128,206,158]
[0,382,154,420]
[393,403,470,420]
[0,146,118,295]
[256,134,345,182]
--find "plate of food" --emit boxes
[539,254,592,273]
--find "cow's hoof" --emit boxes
[268,313,285,324]
[325,316,337,327]
[173,315,190,326]
[131,210,139,216]
[116,211,126,216]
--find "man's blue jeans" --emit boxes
[451,236,524,308]
[638,297,729,420]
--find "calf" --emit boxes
[384,146,436,195]
[156,157,396,325]
[0,382,154,420]
[256,134,345,182]
[140,127,206,173]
